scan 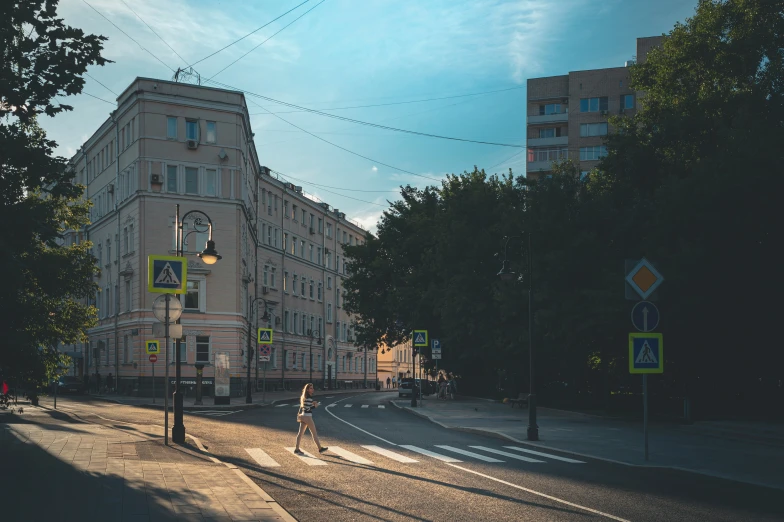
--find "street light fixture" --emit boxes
[308,329,322,382]
[246,297,270,404]
[497,233,538,441]
[173,204,221,444]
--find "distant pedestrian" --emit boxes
[83,374,90,393]
[438,374,447,399]
[95,372,102,393]
[386,377,391,389]
[294,383,328,456]
[106,373,114,393]
[392,376,396,388]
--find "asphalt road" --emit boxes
[53,392,784,522]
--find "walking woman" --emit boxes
[294,383,328,455]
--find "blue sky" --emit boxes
[46,0,698,231]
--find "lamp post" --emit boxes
[173,204,221,444]
[308,329,322,382]
[246,297,270,404]
[497,232,538,441]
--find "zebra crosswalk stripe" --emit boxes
[245,448,280,467]
[469,446,544,463]
[362,445,418,463]
[435,445,504,462]
[503,446,586,463]
[275,404,289,407]
[399,445,462,463]
[344,404,353,408]
[327,446,373,465]
[378,405,385,409]
[285,447,327,465]
[361,405,369,408]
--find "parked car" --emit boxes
[399,378,435,398]
[56,376,87,394]
[398,378,414,397]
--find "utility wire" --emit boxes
[119,0,188,66]
[488,148,526,170]
[85,72,118,97]
[82,0,176,73]
[243,99,444,183]
[186,0,312,68]
[82,91,116,105]
[206,79,523,148]
[208,0,327,80]
[249,85,525,114]
[272,170,388,207]
[273,170,399,193]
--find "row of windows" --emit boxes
[86,117,137,184]
[579,95,635,112]
[165,165,219,197]
[167,117,217,143]
[533,122,609,140]
[261,223,352,276]
[265,348,376,373]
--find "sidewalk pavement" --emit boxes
[0,402,295,522]
[391,395,784,491]
[91,386,386,410]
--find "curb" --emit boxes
[389,401,784,492]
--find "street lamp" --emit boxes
[497,233,538,441]
[173,204,221,444]
[246,297,270,404]
[308,329,322,382]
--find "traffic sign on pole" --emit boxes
[146,340,160,354]
[431,338,441,359]
[258,328,273,344]
[413,330,428,347]
[259,344,271,362]
[625,258,664,300]
[629,333,663,374]
[631,301,660,332]
[148,255,188,294]
[149,354,158,363]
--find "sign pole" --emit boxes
[262,360,267,404]
[164,294,170,446]
[643,374,649,461]
[152,359,155,404]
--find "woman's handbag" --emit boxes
[296,407,304,423]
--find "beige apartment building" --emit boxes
[60,78,374,396]
[526,36,664,180]
[377,339,416,388]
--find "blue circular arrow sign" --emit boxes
[631,301,660,332]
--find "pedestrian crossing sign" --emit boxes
[148,255,187,294]
[145,340,160,355]
[629,333,663,374]
[413,330,428,347]
[258,328,273,344]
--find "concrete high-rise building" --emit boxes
[60,78,374,395]
[526,36,664,181]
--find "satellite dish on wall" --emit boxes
[218,148,228,160]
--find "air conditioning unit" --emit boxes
[262,286,269,294]
[600,110,609,116]
[309,227,315,235]
[186,139,198,149]
[107,184,114,194]
[151,174,162,184]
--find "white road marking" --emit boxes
[469,446,544,463]
[435,445,504,462]
[285,447,327,466]
[327,446,374,465]
[344,404,353,408]
[292,404,300,407]
[361,405,369,408]
[445,463,630,522]
[325,396,334,398]
[362,445,418,463]
[324,396,397,445]
[275,404,289,407]
[503,446,586,463]
[400,445,462,463]
[377,405,385,409]
[245,448,280,467]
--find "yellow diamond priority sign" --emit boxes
[625,258,664,300]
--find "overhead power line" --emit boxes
[119,0,188,66]
[82,91,116,105]
[208,0,327,80]
[249,85,525,114]
[85,72,118,97]
[271,170,388,208]
[273,171,399,193]
[186,0,312,69]
[206,79,523,148]
[82,0,175,73]
[488,149,526,170]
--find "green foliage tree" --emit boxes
[0,1,108,387]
